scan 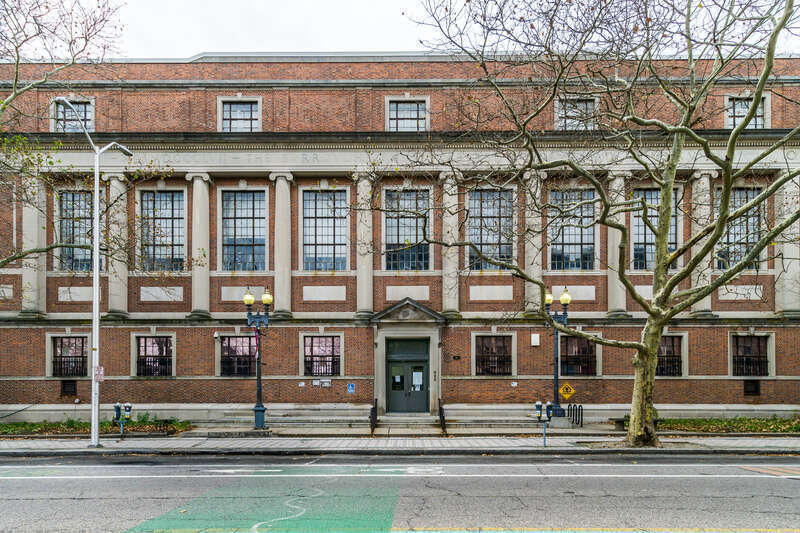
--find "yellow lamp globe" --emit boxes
[544,293,554,305]
[559,289,571,306]
[242,291,256,306]
[262,291,273,305]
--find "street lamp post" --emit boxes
[54,97,133,448]
[544,288,571,418]
[243,289,272,429]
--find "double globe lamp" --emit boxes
[544,288,571,418]
[242,289,273,429]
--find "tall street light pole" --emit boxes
[544,288,571,418]
[243,289,272,429]
[54,97,133,448]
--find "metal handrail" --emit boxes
[438,399,447,435]
[369,398,378,435]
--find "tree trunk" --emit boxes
[626,321,663,446]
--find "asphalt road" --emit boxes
[0,454,798,533]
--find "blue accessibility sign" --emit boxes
[347,383,355,394]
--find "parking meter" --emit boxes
[545,401,553,420]
[123,402,132,421]
[113,402,122,423]
[535,401,543,421]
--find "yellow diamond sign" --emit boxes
[559,382,576,400]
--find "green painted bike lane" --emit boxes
[127,465,403,533]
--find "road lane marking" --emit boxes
[1,473,797,480]
[2,462,799,468]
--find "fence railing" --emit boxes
[221,356,256,377]
[53,356,87,377]
[137,356,172,377]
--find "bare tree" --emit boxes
[362,0,800,446]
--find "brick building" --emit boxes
[1,53,799,421]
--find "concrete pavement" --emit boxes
[2,433,800,456]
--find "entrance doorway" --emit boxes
[385,339,429,413]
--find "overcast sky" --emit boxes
[118,0,434,58]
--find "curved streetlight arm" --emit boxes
[53,97,133,157]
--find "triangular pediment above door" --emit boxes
[370,298,446,324]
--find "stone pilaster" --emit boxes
[607,171,631,318]
[690,170,718,318]
[18,181,47,318]
[774,170,800,317]
[186,172,212,320]
[103,173,128,319]
[269,171,293,320]
[524,171,545,315]
[355,174,374,321]
[440,171,461,319]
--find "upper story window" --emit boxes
[715,187,762,270]
[632,189,678,270]
[52,336,88,377]
[557,98,595,130]
[387,99,428,132]
[221,191,266,271]
[58,191,93,271]
[385,189,430,270]
[136,336,173,377]
[303,335,341,376]
[727,97,765,129]
[220,336,256,377]
[475,335,512,376]
[140,190,185,271]
[560,336,596,376]
[731,335,768,377]
[467,189,513,270]
[549,189,595,270]
[303,190,348,271]
[656,335,682,377]
[220,99,261,132]
[53,99,93,132]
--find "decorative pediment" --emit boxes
[370,298,446,324]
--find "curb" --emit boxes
[1,447,798,457]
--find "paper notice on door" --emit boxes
[413,372,423,386]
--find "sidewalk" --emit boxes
[1,433,800,456]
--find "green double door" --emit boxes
[386,339,429,413]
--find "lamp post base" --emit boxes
[253,405,266,429]
[551,405,566,418]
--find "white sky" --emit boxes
[118,0,433,58]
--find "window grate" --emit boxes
[53,337,88,377]
[475,335,512,376]
[656,336,682,376]
[60,380,77,397]
[561,336,596,376]
[732,335,768,376]
[136,336,173,377]
[220,336,257,377]
[304,336,341,376]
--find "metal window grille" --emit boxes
[304,336,341,376]
[53,337,88,377]
[136,336,173,377]
[716,188,762,270]
[560,336,596,376]
[467,189,514,270]
[729,97,765,129]
[221,191,266,271]
[222,101,259,132]
[303,190,348,271]
[220,336,257,376]
[475,336,512,376]
[140,191,185,271]
[59,191,93,271]
[558,98,595,130]
[385,189,430,270]
[55,101,91,132]
[656,336,682,377]
[388,100,426,132]
[632,189,679,270]
[549,189,595,270]
[743,379,761,396]
[732,335,768,376]
[60,380,77,396]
